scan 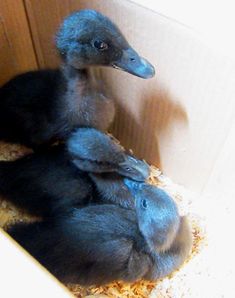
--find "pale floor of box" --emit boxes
[0,141,234,298]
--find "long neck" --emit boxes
[61,63,105,91]
[61,63,89,84]
[59,64,90,118]
[59,63,115,132]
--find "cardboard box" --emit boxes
[1,0,235,296]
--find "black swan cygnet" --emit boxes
[7,183,192,285]
[0,10,155,148]
[0,128,150,216]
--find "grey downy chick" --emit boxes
[0,128,150,216]
[0,10,155,148]
[7,183,192,285]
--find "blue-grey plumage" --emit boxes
[0,10,155,148]
[7,188,191,285]
[0,128,150,216]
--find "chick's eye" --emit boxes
[93,40,109,51]
[125,167,131,172]
[141,199,148,209]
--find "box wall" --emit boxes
[0,0,38,85]
[1,0,234,295]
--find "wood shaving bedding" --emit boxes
[0,141,207,298]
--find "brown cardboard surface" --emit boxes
[0,0,38,85]
[1,1,235,297]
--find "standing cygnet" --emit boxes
[0,10,155,148]
[0,128,149,216]
[7,183,192,285]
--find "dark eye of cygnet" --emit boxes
[141,199,147,209]
[93,40,109,51]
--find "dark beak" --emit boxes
[119,156,150,182]
[111,48,155,79]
